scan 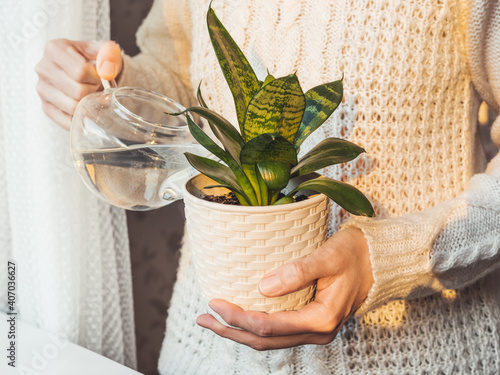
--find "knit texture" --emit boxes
[120,0,500,373]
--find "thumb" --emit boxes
[259,250,333,297]
[74,40,122,81]
[96,41,122,81]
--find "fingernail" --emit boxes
[99,61,116,79]
[259,274,282,295]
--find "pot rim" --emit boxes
[183,173,328,214]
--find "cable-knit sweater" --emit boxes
[120,0,500,373]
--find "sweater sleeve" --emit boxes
[344,0,500,317]
[117,0,197,108]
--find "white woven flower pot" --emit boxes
[183,174,330,313]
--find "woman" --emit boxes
[36,0,500,373]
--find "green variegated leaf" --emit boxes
[291,138,365,176]
[174,103,244,163]
[243,74,306,143]
[207,7,260,132]
[184,153,242,195]
[256,167,269,205]
[240,133,298,166]
[263,72,276,86]
[274,196,294,205]
[196,81,208,108]
[242,163,262,205]
[195,84,228,150]
[294,78,343,147]
[288,177,375,217]
[186,116,259,205]
[257,161,291,191]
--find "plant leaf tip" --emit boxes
[165,111,185,116]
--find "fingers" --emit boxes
[258,228,370,298]
[259,243,340,298]
[67,40,123,81]
[36,79,79,115]
[211,267,354,337]
[43,39,100,84]
[36,57,100,100]
[35,38,122,130]
[207,299,343,336]
[196,314,338,351]
[40,100,72,131]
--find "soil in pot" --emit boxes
[203,191,309,205]
[202,192,240,205]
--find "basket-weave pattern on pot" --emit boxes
[184,174,330,313]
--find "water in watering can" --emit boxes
[71,84,207,210]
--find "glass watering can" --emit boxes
[71,79,207,211]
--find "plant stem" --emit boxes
[234,192,250,205]
[242,163,261,205]
[270,191,280,205]
[256,167,268,205]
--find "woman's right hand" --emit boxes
[35,39,123,130]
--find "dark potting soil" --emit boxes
[203,192,241,205]
[203,192,309,205]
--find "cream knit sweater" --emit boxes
[120,0,500,373]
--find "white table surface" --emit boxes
[1,312,142,375]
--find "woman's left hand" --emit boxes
[196,227,373,350]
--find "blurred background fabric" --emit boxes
[0,0,136,369]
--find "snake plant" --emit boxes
[173,6,374,217]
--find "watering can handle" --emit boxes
[101,78,117,90]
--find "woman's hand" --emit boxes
[35,39,123,130]
[196,227,373,350]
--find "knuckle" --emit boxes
[290,261,308,287]
[323,321,337,334]
[63,43,77,57]
[323,314,344,333]
[311,311,343,334]
[54,38,69,46]
[248,340,267,351]
[73,84,89,100]
[214,324,233,341]
[247,313,273,337]
[314,323,335,334]
[40,101,48,114]
[58,39,73,51]
[222,311,237,328]
[41,101,53,117]
[44,40,55,54]
[255,322,273,337]
[68,99,78,115]
[315,333,337,345]
[45,38,64,54]
[35,81,43,97]
[72,66,88,83]
[34,61,42,75]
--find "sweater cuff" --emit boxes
[114,51,127,86]
[116,54,138,87]
[341,202,458,316]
